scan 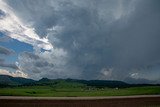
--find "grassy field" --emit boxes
[0,86,160,97]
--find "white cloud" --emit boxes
[130,73,139,79]
[98,68,113,80]
[0,0,53,50]
[0,69,28,78]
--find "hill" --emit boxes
[0,75,130,88]
[0,75,159,88]
[0,75,35,87]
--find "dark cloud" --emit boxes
[107,0,160,79]
[0,58,4,62]
[0,62,19,70]
[19,52,54,68]
[18,51,68,79]
[0,33,17,69]
[0,46,14,55]
[4,0,160,82]
[5,0,59,37]
[35,61,54,68]
[0,9,6,19]
[20,52,39,60]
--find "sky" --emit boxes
[0,0,160,83]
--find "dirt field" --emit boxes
[0,95,160,107]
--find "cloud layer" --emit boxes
[0,45,18,70]
[0,69,28,78]
[0,0,53,50]
[0,46,14,55]
[1,0,160,82]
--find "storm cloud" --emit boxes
[0,46,14,55]
[0,48,18,70]
[0,62,19,70]
[0,44,18,70]
[2,0,160,82]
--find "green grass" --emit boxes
[0,86,160,97]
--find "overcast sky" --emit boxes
[0,0,160,83]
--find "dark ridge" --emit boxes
[38,78,51,82]
[0,75,160,88]
[0,75,35,87]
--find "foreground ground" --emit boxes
[0,86,160,97]
[0,95,160,107]
[0,86,160,107]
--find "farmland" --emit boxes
[0,75,160,107]
[0,75,160,97]
[0,86,160,97]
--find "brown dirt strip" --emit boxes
[0,95,160,107]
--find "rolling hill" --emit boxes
[0,75,35,87]
[0,75,159,88]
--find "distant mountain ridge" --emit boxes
[0,75,35,86]
[0,75,159,88]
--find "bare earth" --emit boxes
[0,95,160,107]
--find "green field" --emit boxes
[0,86,160,97]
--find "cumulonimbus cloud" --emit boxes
[2,0,160,83]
